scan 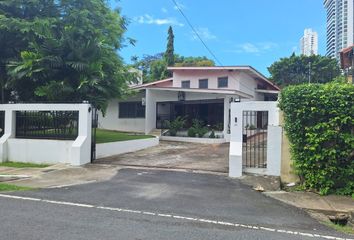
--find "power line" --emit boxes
[170,0,223,66]
[170,0,264,95]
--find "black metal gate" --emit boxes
[91,107,98,162]
[0,111,4,138]
[242,111,268,168]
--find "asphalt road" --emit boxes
[0,168,351,240]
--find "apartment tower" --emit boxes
[300,28,319,56]
[324,0,354,59]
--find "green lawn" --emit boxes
[96,129,154,144]
[0,183,33,192]
[0,161,50,168]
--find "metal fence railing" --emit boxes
[15,111,79,140]
[0,111,4,138]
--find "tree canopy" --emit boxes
[268,54,341,87]
[0,0,130,110]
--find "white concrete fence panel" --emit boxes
[0,103,92,166]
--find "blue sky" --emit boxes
[110,0,326,76]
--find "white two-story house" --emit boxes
[98,66,280,142]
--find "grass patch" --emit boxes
[322,221,354,235]
[0,161,50,168]
[96,129,154,144]
[0,183,33,192]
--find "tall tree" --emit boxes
[268,54,341,87]
[131,26,214,83]
[164,26,175,67]
[0,0,59,103]
[0,0,130,111]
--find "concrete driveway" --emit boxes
[94,141,229,173]
[0,168,350,240]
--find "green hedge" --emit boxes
[279,83,354,195]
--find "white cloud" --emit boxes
[161,7,168,13]
[231,42,278,54]
[238,43,260,53]
[191,27,217,41]
[134,14,184,27]
[259,42,278,50]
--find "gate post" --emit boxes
[229,103,243,177]
[266,125,282,176]
[0,109,15,163]
[71,104,92,166]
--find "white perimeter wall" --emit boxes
[7,139,73,164]
[98,93,145,133]
[0,104,92,166]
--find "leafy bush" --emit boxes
[245,124,256,130]
[209,130,216,138]
[279,83,354,195]
[187,127,197,137]
[164,116,186,136]
[188,119,208,138]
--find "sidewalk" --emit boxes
[264,191,354,221]
[0,164,120,188]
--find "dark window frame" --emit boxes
[218,77,228,88]
[198,79,208,89]
[181,80,190,88]
[119,102,145,118]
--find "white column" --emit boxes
[71,104,92,166]
[0,109,15,162]
[223,96,230,142]
[266,125,282,176]
[228,102,243,177]
[144,89,156,134]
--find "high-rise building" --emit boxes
[300,29,318,56]
[324,0,354,59]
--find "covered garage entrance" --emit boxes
[156,99,224,129]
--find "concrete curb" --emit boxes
[264,191,354,224]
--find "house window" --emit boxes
[119,102,145,118]
[218,77,228,88]
[199,79,208,89]
[181,80,190,88]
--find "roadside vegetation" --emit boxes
[96,129,154,144]
[0,161,49,168]
[322,221,354,235]
[279,82,354,195]
[0,183,33,192]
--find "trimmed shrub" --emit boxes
[188,119,208,138]
[187,127,197,137]
[164,116,186,136]
[279,83,354,195]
